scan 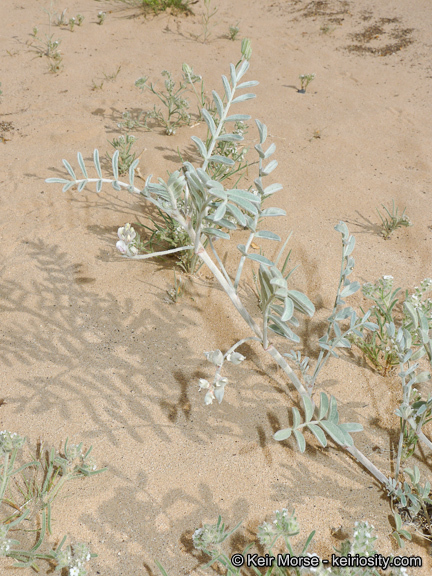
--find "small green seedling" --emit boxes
[97,11,106,24]
[377,199,412,239]
[228,23,240,41]
[298,73,315,93]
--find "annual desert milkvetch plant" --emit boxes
[47,57,432,545]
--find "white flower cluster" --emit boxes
[55,543,92,576]
[0,431,25,455]
[116,223,139,257]
[0,524,15,557]
[257,509,299,548]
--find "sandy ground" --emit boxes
[1,0,432,574]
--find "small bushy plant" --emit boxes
[114,0,191,15]
[0,432,105,572]
[298,73,315,93]
[377,200,412,239]
[107,134,139,176]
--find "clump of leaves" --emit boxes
[350,276,432,375]
[298,73,315,93]
[115,0,192,15]
[107,134,139,176]
[228,23,240,41]
[377,199,412,239]
[0,432,105,572]
[30,26,63,73]
[135,71,191,135]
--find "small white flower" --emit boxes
[116,240,128,254]
[198,379,210,390]
[204,390,215,405]
[383,275,393,281]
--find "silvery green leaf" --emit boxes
[268,316,300,342]
[228,189,260,203]
[231,93,256,104]
[112,181,121,191]
[273,428,292,441]
[202,109,217,137]
[334,221,349,240]
[302,395,314,423]
[343,235,356,256]
[228,196,258,215]
[226,204,247,226]
[96,179,102,193]
[112,150,119,181]
[246,253,274,266]
[62,181,75,192]
[208,155,235,166]
[411,348,426,361]
[318,393,329,420]
[320,421,352,446]
[225,114,250,123]
[230,63,236,87]
[94,149,102,178]
[202,228,230,239]
[191,136,208,158]
[261,207,286,217]
[335,307,353,321]
[77,152,88,179]
[270,277,286,289]
[254,178,264,194]
[46,178,71,184]
[208,188,227,200]
[274,287,289,298]
[263,143,276,159]
[363,322,378,331]
[255,231,281,241]
[288,290,315,317]
[62,159,76,180]
[255,119,267,144]
[414,371,431,383]
[216,134,243,143]
[237,80,259,90]
[237,244,247,255]
[213,202,227,221]
[235,59,249,82]
[198,379,210,390]
[255,144,265,158]
[339,422,363,433]
[227,352,246,365]
[334,322,341,339]
[404,301,418,329]
[128,160,139,189]
[222,75,231,100]
[214,387,225,404]
[340,281,360,298]
[335,338,351,348]
[77,180,87,192]
[263,183,282,197]
[292,407,301,429]
[260,159,278,176]
[281,297,294,322]
[212,91,224,118]
[204,350,223,365]
[293,430,306,453]
[328,395,339,424]
[307,423,327,447]
[207,216,236,230]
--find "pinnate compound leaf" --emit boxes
[293,430,306,453]
[274,428,292,441]
[307,423,327,447]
